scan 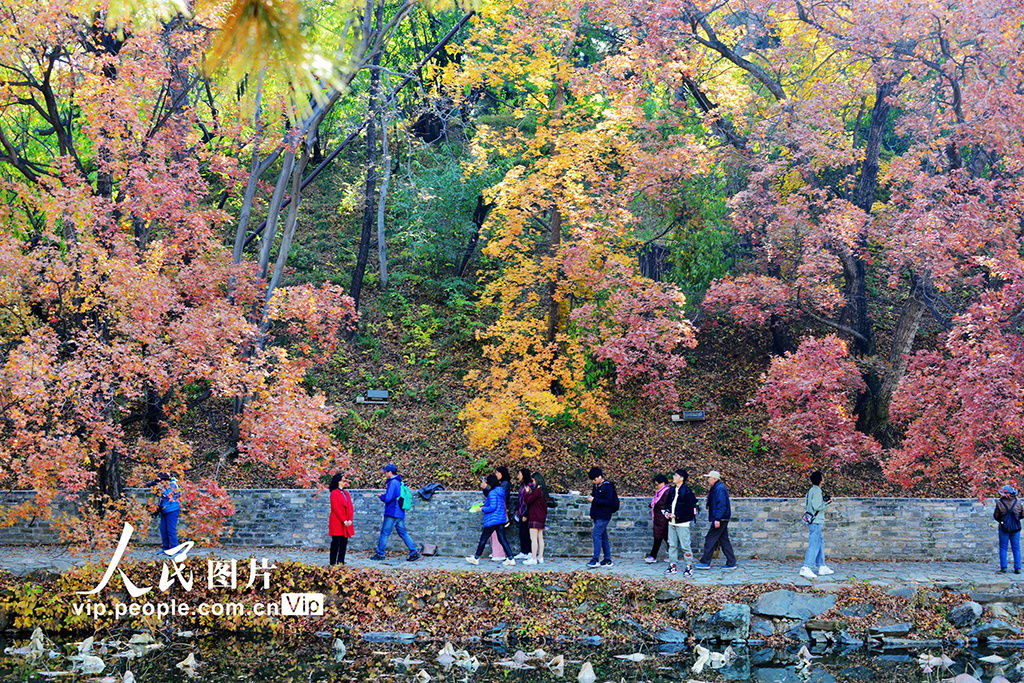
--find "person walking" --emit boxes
[646,474,672,563]
[372,464,421,562]
[148,472,182,556]
[488,466,513,561]
[328,472,354,566]
[586,467,619,569]
[466,474,516,566]
[995,484,1024,574]
[523,471,549,564]
[799,470,833,579]
[695,470,737,570]
[514,468,533,560]
[665,469,698,577]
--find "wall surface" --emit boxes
[0,490,996,561]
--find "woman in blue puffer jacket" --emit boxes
[466,474,516,567]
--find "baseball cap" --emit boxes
[381,463,398,473]
[705,470,721,480]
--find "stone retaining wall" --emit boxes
[0,490,996,561]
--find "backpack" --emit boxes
[997,499,1022,533]
[609,483,621,514]
[399,483,414,512]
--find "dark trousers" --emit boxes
[475,524,513,559]
[330,536,348,565]
[518,520,531,554]
[699,521,736,566]
[649,536,665,559]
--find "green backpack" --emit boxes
[399,483,414,511]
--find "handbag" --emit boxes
[421,543,438,556]
[802,512,814,525]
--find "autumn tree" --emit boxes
[689,0,1024,492]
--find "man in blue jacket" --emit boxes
[695,470,737,570]
[372,464,421,562]
[586,466,618,569]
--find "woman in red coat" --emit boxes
[523,472,549,564]
[329,472,354,565]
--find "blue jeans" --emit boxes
[376,515,417,557]
[999,529,1021,571]
[591,518,611,562]
[160,509,180,550]
[804,523,824,569]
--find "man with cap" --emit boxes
[695,470,737,570]
[372,464,421,562]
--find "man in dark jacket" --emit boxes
[372,464,421,562]
[586,466,617,568]
[695,470,737,570]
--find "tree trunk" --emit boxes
[456,194,492,277]
[376,112,391,289]
[349,6,384,311]
[856,282,925,443]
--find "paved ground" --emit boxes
[1,545,1020,589]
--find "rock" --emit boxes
[805,619,842,632]
[837,630,863,647]
[655,589,683,603]
[838,666,873,680]
[970,590,1024,604]
[839,604,874,618]
[753,590,837,620]
[968,620,1022,640]
[691,603,751,642]
[753,669,803,683]
[882,638,944,648]
[0,605,7,632]
[867,623,912,638]
[669,604,688,619]
[948,601,983,627]
[988,602,1017,620]
[886,586,917,600]
[654,627,687,644]
[784,622,810,643]
[751,616,775,637]
[361,632,417,644]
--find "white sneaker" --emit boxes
[523,557,537,565]
[644,556,656,564]
[817,565,834,576]
[490,556,505,562]
[502,559,516,567]
[538,557,544,564]
[465,556,479,565]
[514,553,530,560]
[799,566,817,580]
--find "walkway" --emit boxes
[1,545,1019,589]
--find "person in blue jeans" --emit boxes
[586,467,618,568]
[372,464,421,562]
[994,484,1023,574]
[799,470,833,580]
[148,472,182,556]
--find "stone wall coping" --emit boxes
[0,489,990,503]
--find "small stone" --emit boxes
[947,601,983,627]
[839,604,874,618]
[751,616,774,637]
[868,623,913,638]
[361,632,417,644]
[753,590,836,620]
[655,589,683,603]
[968,619,1022,640]
[988,602,1017,620]
[654,627,687,643]
[691,603,751,642]
[886,586,916,600]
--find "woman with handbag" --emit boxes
[329,472,354,565]
[994,484,1023,574]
